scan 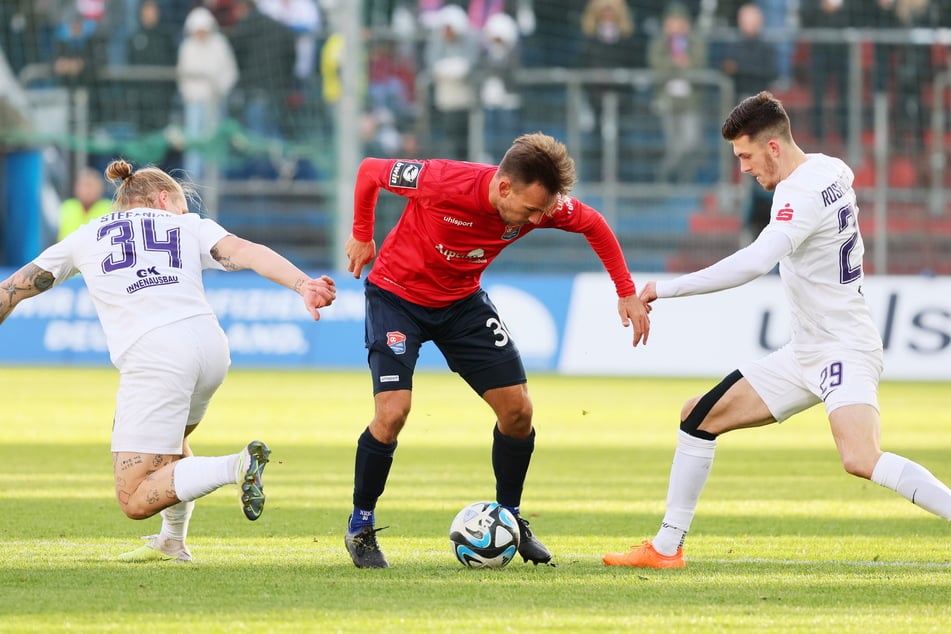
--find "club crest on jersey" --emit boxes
[389,161,423,188]
[386,331,407,354]
[501,224,521,240]
[775,203,794,221]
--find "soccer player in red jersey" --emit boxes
[342,132,651,568]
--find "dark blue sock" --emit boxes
[349,508,375,532]
[500,505,520,518]
[353,427,397,510]
[492,425,535,508]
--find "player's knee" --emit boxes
[369,416,405,444]
[377,401,411,424]
[680,396,702,422]
[498,406,532,433]
[679,370,744,440]
[680,400,717,441]
[495,401,533,438]
[839,453,875,480]
[513,399,534,425]
[841,460,872,480]
[372,393,411,441]
[118,499,157,520]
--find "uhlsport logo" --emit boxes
[386,331,407,354]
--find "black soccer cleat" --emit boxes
[239,440,270,521]
[345,520,390,569]
[514,514,554,566]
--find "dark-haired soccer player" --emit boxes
[343,132,652,568]
[603,91,951,569]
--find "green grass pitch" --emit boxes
[1,367,949,633]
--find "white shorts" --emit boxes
[111,315,230,454]
[739,343,883,423]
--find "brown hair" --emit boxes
[105,159,196,211]
[498,133,576,196]
[721,91,792,143]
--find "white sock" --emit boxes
[871,452,951,520]
[159,500,195,542]
[173,454,241,502]
[653,430,717,555]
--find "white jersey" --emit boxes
[767,153,880,352]
[657,153,881,353]
[33,207,230,362]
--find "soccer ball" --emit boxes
[449,501,520,569]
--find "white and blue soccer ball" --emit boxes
[449,501,520,569]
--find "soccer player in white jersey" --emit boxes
[0,159,336,562]
[603,91,951,569]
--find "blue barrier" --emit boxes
[2,149,44,265]
[4,268,950,380]
[0,270,574,371]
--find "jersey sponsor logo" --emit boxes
[443,216,474,228]
[126,269,180,294]
[389,161,423,188]
[435,244,488,263]
[386,331,407,354]
[775,203,794,222]
[501,225,521,240]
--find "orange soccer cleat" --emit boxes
[602,540,685,569]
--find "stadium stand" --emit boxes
[0,0,948,274]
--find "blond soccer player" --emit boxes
[0,160,336,562]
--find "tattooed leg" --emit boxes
[113,451,182,520]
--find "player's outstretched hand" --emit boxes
[618,294,651,347]
[302,275,336,320]
[638,281,658,305]
[345,235,377,279]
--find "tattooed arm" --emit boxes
[0,264,56,325]
[209,235,336,320]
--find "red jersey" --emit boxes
[352,157,636,308]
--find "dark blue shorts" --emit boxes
[364,280,526,395]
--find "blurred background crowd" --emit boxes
[1,0,950,275]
